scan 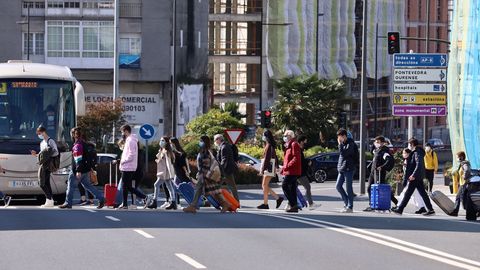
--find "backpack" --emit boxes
[47,138,60,172]
[82,141,97,170]
[382,152,395,171]
[352,141,359,167]
[231,143,239,163]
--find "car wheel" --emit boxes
[314,169,327,183]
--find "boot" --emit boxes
[165,202,177,210]
[147,200,157,209]
[183,205,197,214]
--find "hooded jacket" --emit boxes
[120,134,138,172]
[337,138,356,173]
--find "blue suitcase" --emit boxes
[370,184,391,210]
[178,182,203,209]
[297,187,308,209]
[206,195,221,209]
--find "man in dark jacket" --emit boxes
[336,129,356,213]
[281,130,302,213]
[363,136,398,211]
[392,138,435,215]
[59,127,105,209]
[297,135,317,208]
[214,134,239,202]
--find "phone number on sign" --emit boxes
[123,105,146,112]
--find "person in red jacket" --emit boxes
[281,130,302,213]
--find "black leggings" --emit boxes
[122,171,146,206]
[39,168,53,200]
[425,169,435,192]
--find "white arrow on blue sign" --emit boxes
[139,124,155,140]
[393,53,448,67]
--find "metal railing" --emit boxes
[120,3,141,18]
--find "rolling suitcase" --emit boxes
[206,195,221,209]
[430,190,455,215]
[221,189,240,212]
[104,162,118,207]
[296,187,308,209]
[370,171,391,210]
[178,182,203,209]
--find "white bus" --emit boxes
[0,61,85,202]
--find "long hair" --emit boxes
[160,136,175,162]
[263,129,276,148]
[170,137,185,155]
[200,135,211,153]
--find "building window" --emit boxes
[64,2,80,8]
[47,1,64,8]
[23,33,44,55]
[119,36,141,55]
[47,21,113,58]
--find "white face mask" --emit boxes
[425,147,432,152]
[283,136,289,143]
[408,144,414,151]
[374,142,381,149]
[262,136,267,142]
[457,158,462,162]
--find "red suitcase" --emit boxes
[104,162,118,207]
[221,189,239,212]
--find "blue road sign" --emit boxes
[139,124,155,140]
[393,53,448,67]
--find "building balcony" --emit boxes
[208,55,260,64]
[45,7,114,17]
[45,56,113,69]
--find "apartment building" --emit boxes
[0,0,208,138]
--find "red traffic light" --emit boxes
[265,111,271,117]
[389,35,396,41]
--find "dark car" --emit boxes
[306,152,371,183]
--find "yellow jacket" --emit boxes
[424,150,438,171]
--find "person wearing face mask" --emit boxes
[183,136,231,213]
[392,138,435,215]
[31,126,59,207]
[335,129,356,213]
[59,127,105,209]
[148,137,177,210]
[393,148,427,214]
[281,130,302,213]
[213,134,239,202]
[363,136,398,212]
[257,130,283,209]
[423,143,438,193]
[449,151,472,216]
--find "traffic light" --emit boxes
[338,112,347,129]
[387,32,400,54]
[261,110,272,128]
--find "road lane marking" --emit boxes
[83,208,97,213]
[277,214,480,268]
[175,253,207,269]
[134,229,154,239]
[105,216,120,221]
[244,211,480,270]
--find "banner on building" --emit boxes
[85,94,162,126]
[176,84,204,137]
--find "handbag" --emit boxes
[208,151,222,182]
[89,169,99,185]
[263,158,276,177]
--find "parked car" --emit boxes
[427,138,445,149]
[97,153,117,164]
[238,152,283,182]
[306,152,371,183]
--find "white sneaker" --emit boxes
[128,204,137,210]
[40,199,54,208]
[340,208,353,213]
[160,201,170,209]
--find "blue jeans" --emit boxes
[66,171,104,206]
[336,170,354,209]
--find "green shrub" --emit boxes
[237,143,285,164]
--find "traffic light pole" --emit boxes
[359,0,368,195]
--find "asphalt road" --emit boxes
[1,179,479,270]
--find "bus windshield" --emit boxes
[0,79,75,153]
